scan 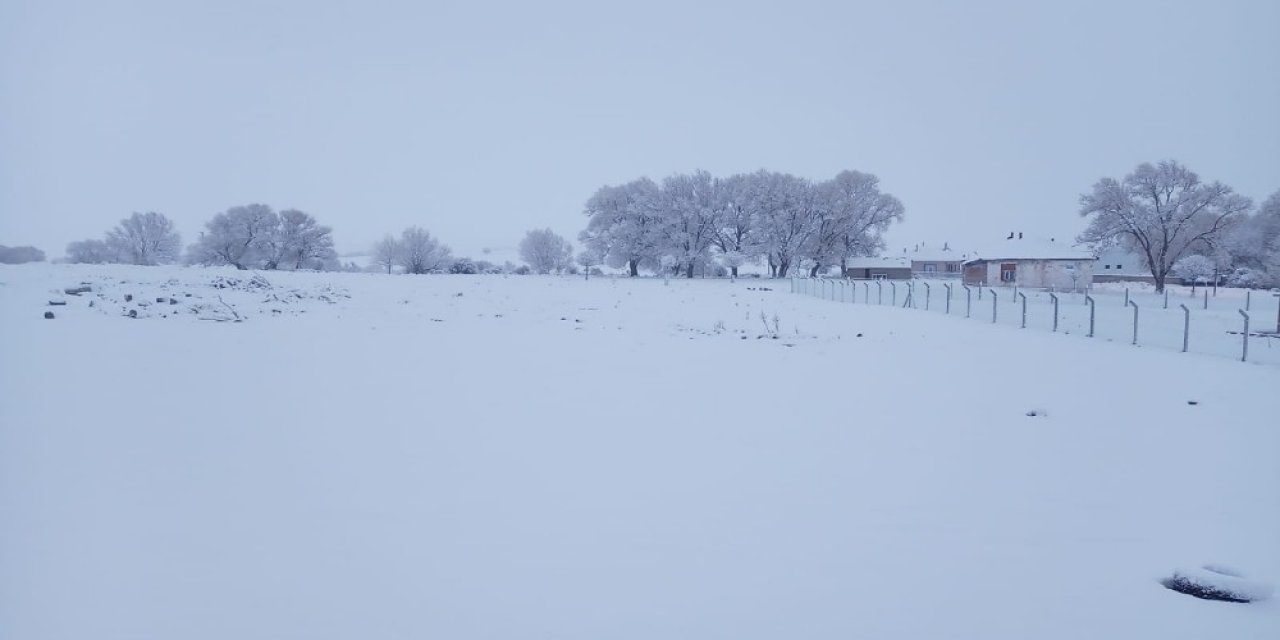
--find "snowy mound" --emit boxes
[1162,565,1274,603]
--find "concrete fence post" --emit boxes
[876,281,883,305]
[890,281,897,306]
[1179,304,1190,352]
[1049,293,1059,332]
[1127,299,1139,345]
[1163,289,1169,309]
[991,290,999,324]
[1203,289,1209,310]
[923,282,931,311]
[1086,295,1095,338]
[944,283,952,314]
[1239,309,1250,362]
[1018,292,1027,328]
[1013,285,1018,304]
[963,285,972,318]
[1124,287,1129,307]
[1245,289,1251,311]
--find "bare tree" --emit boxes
[1078,160,1251,292]
[397,227,452,274]
[520,228,573,274]
[371,235,400,274]
[278,209,336,269]
[106,212,182,265]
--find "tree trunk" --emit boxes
[731,266,739,278]
[778,261,790,278]
[809,264,820,277]
[1153,270,1166,294]
[628,260,639,277]
[685,262,695,278]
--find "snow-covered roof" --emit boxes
[900,243,969,263]
[965,238,1094,262]
[845,256,912,269]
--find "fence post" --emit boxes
[944,283,952,314]
[791,277,796,294]
[1179,304,1189,352]
[1274,293,1280,334]
[1245,289,1251,311]
[890,281,897,306]
[1203,289,1208,310]
[840,280,846,303]
[1013,285,1018,304]
[1086,295,1095,337]
[991,290,999,323]
[923,282,931,310]
[1163,289,1168,309]
[875,281,883,305]
[1239,309,1250,362]
[1018,292,1027,328]
[1124,287,1129,307]
[1127,299,1139,345]
[863,281,870,304]
[963,285,972,318]
[977,284,983,300]
[1049,293,1059,332]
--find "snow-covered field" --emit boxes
[2,264,1278,639]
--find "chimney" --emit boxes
[1007,231,1014,240]
[1018,232,1023,239]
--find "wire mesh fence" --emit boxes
[790,277,1280,365]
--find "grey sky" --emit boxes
[2,0,1277,259]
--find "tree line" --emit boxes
[579,169,905,278]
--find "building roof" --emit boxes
[899,242,969,263]
[964,237,1094,263]
[845,256,912,269]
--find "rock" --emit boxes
[124,294,133,302]
[127,309,138,319]
[64,286,92,295]
[156,297,165,303]
[43,311,55,319]
[48,299,67,306]
[1162,566,1273,603]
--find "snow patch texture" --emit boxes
[1,264,1278,640]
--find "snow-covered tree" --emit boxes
[65,239,117,264]
[519,228,573,274]
[105,212,182,265]
[276,209,336,270]
[1173,254,1217,283]
[754,171,815,278]
[575,248,602,279]
[188,204,279,269]
[656,170,721,278]
[397,227,451,274]
[371,235,400,274]
[821,170,905,275]
[1078,160,1251,292]
[1227,189,1280,283]
[0,245,46,264]
[580,178,662,276]
[712,173,763,277]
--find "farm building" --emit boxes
[1093,249,1156,284]
[962,237,1095,290]
[844,256,912,280]
[904,243,969,278]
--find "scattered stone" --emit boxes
[127,309,138,319]
[48,299,67,306]
[856,333,863,337]
[1162,566,1273,603]
[43,311,55,319]
[124,294,133,302]
[64,286,92,295]
[1187,400,1199,406]
[1025,410,1046,417]
[156,297,165,303]
[169,298,178,305]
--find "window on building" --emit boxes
[1105,264,1111,269]
[923,263,937,273]
[946,262,960,272]
[1116,264,1122,269]
[1000,263,1016,283]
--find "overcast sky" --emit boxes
[2,0,1277,259]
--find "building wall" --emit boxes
[911,260,964,278]
[963,259,1094,289]
[845,267,912,280]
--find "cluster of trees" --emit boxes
[188,205,336,270]
[0,245,46,264]
[1078,160,1280,291]
[579,169,905,278]
[65,206,337,271]
[66,212,182,265]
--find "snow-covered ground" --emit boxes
[798,277,1280,366]
[2,264,1278,639]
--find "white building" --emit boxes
[962,237,1095,290]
